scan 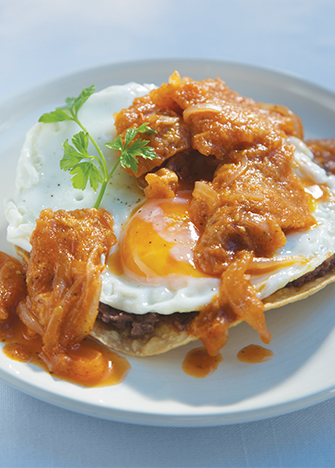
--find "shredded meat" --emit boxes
[16,208,116,374]
[191,142,315,275]
[112,71,316,354]
[177,79,301,160]
[191,251,270,356]
[0,252,27,320]
[114,91,191,178]
[115,72,303,173]
[144,168,179,199]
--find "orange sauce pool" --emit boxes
[182,346,223,378]
[237,344,274,363]
[0,310,130,387]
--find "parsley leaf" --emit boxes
[105,122,157,173]
[39,86,158,208]
[61,132,103,192]
[60,139,83,171]
[39,85,96,123]
[38,108,73,123]
[70,159,103,192]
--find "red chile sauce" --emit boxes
[0,305,130,387]
[237,344,274,363]
[182,346,223,378]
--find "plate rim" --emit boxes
[1,56,335,108]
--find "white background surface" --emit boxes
[1,0,335,466]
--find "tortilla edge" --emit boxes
[91,268,335,357]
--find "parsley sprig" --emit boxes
[39,85,157,209]
[105,124,157,172]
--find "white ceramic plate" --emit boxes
[1,59,335,427]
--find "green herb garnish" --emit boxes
[39,85,157,209]
[105,123,158,172]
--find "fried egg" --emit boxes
[4,84,335,317]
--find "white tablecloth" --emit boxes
[1,0,335,466]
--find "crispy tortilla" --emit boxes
[91,318,195,357]
[91,259,335,357]
[263,264,335,310]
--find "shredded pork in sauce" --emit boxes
[0,252,27,320]
[115,71,316,355]
[16,208,116,377]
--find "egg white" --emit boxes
[4,85,335,315]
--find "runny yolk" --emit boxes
[119,194,208,284]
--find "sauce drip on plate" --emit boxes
[182,346,223,378]
[0,309,130,387]
[237,344,274,363]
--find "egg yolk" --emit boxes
[119,195,208,284]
